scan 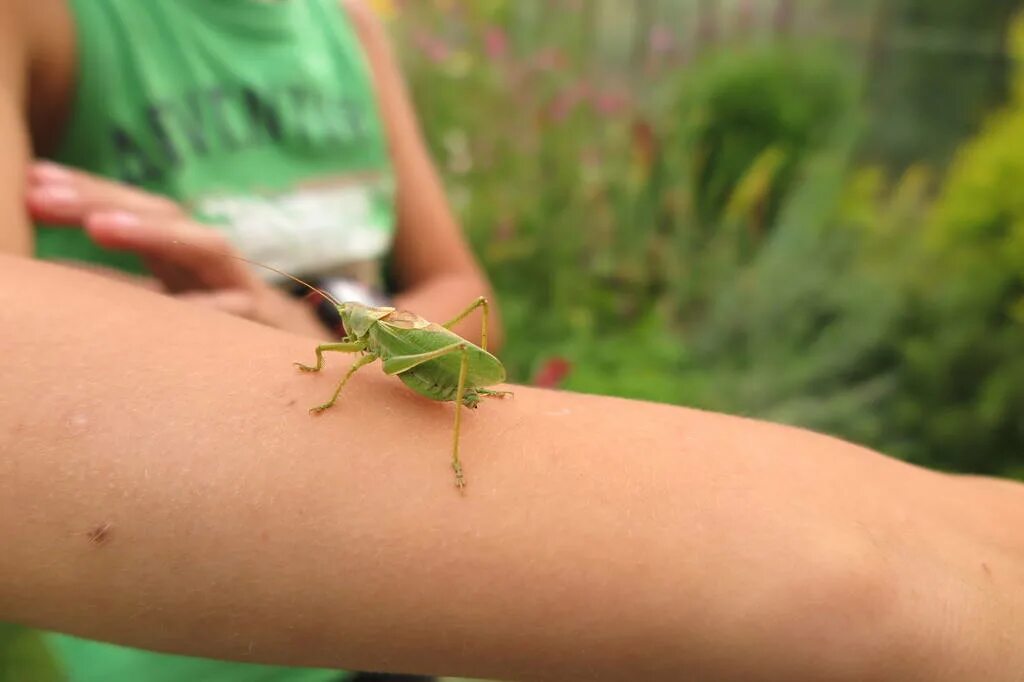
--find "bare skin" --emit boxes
[3,0,501,347]
[2,255,1023,681]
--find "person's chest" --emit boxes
[33,0,397,287]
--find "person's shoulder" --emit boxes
[338,0,388,49]
[9,0,74,63]
[0,0,26,59]
[339,0,374,28]
[13,0,76,155]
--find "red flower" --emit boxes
[532,357,572,389]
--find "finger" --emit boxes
[84,210,252,290]
[26,161,182,224]
[174,289,258,320]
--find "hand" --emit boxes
[26,161,329,338]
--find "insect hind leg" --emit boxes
[460,387,510,408]
[443,296,491,351]
[477,387,513,400]
[378,342,477,491]
[451,344,471,492]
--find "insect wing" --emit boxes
[374,321,505,386]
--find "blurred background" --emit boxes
[384,0,1024,479]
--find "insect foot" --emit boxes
[453,461,467,493]
[294,362,320,373]
[480,388,514,400]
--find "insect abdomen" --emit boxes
[398,370,461,402]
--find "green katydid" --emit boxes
[197,247,512,492]
[293,294,510,491]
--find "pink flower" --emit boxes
[549,90,579,122]
[594,88,629,117]
[548,89,581,120]
[736,0,756,33]
[548,82,590,122]
[415,31,450,64]
[533,47,567,72]
[649,26,674,55]
[484,26,508,60]
[428,45,449,63]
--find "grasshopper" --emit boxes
[294,294,510,491]
[168,241,509,491]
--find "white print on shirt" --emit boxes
[195,174,394,287]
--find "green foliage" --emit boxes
[393,3,1024,477]
[878,20,1024,473]
[863,0,1022,168]
[395,7,858,384]
[678,149,903,446]
[674,48,854,229]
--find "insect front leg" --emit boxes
[294,340,365,373]
[309,353,377,414]
[442,296,491,351]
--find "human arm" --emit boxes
[343,0,503,349]
[0,0,34,255]
[0,254,1020,681]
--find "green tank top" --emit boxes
[36,0,395,292]
[35,0,395,679]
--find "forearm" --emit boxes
[0,255,1017,680]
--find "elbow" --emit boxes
[393,270,505,351]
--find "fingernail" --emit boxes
[92,211,142,234]
[31,185,79,209]
[32,161,74,183]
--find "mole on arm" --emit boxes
[86,522,113,546]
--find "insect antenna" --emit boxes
[170,239,344,307]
